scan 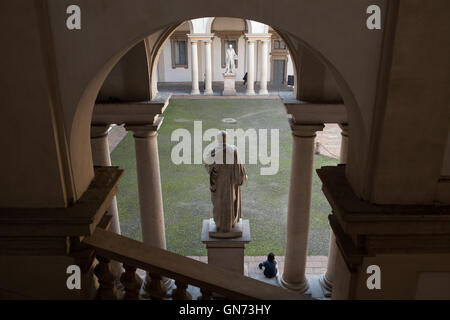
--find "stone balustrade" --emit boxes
[84,228,311,300]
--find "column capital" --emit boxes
[188,34,214,42]
[339,123,349,137]
[288,116,324,137]
[126,117,163,138]
[91,124,112,138]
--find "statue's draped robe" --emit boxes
[205,144,247,232]
[225,48,237,73]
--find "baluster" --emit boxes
[120,264,142,300]
[198,288,213,300]
[143,273,170,300]
[94,255,119,300]
[172,280,192,300]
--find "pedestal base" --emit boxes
[279,274,309,293]
[318,273,333,297]
[208,218,243,239]
[222,73,237,96]
[201,219,250,274]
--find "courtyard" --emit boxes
[111,98,338,257]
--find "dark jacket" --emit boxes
[259,260,277,278]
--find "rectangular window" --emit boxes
[274,40,286,50]
[174,40,187,66]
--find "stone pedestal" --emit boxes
[222,73,237,96]
[201,219,250,274]
[208,218,243,239]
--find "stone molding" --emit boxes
[244,33,272,42]
[90,125,112,138]
[288,116,324,137]
[187,33,214,42]
[0,167,123,255]
[318,165,450,270]
[126,116,163,138]
[92,95,170,126]
[283,101,347,124]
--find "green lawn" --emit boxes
[111,99,338,256]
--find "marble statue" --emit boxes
[225,44,238,74]
[205,131,247,233]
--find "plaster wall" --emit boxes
[333,252,450,299]
[368,1,450,204]
[0,255,96,299]
[96,41,150,102]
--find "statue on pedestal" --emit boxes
[225,44,238,74]
[205,131,247,233]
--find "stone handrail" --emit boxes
[83,228,311,300]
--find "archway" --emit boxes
[89,16,356,296]
[68,4,372,202]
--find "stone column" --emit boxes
[280,119,324,293]
[320,123,349,295]
[246,39,256,95]
[339,124,349,163]
[90,125,122,278]
[126,118,172,296]
[259,39,269,95]
[204,39,213,95]
[190,40,200,95]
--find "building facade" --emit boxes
[156,18,295,94]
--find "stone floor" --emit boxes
[157,82,295,98]
[135,255,329,300]
[187,255,328,277]
[316,124,342,160]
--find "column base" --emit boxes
[204,89,214,95]
[191,90,200,95]
[318,273,333,297]
[246,89,255,95]
[258,89,269,95]
[279,274,309,293]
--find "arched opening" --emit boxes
[87,17,354,295]
[70,10,366,201]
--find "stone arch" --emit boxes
[187,20,194,34]
[246,19,253,33]
[68,5,370,198]
[206,17,215,34]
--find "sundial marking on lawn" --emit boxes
[221,118,237,124]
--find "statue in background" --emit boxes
[205,131,247,233]
[225,44,238,74]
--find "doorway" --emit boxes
[272,59,286,86]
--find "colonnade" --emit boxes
[280,120,349,293]
[188,33,271,95]
[91,116,172,298]
[91,108,349,297]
